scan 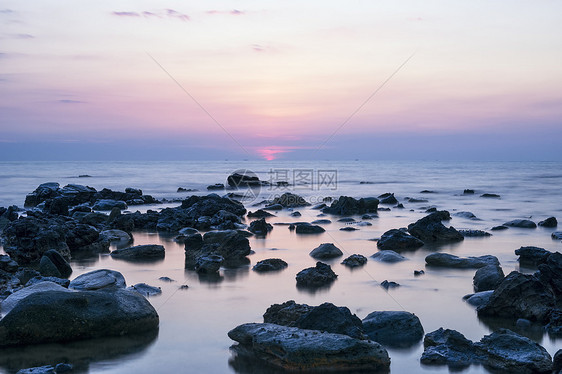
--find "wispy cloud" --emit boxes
[0,9,14,14]
[12,33,34,39]
[112,9,189,21]
[206,9,245,16]
[58,99,85,104]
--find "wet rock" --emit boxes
[341,254,368,268]
[200,230,251,261]
[554,350,562,374]
[263,300,313,326]
[26,276,70,288]
[362,311,424,348]
[252,258,288,272]
[481,193,500,198]
[378,193,398,205]
[195,254,224,274]
[69,269,126,291]
[24,182,61,207]
[294,223,325,234]
[128,283,162,297]
[477,271,556,322]
[289,211,301,217]
[340,226,358,231]
[515,246,552,267]
[180,194,246,221]
[414,270,425,276]
[463,189,475,194]
[92,199,127,211]
[227,171,262,188]
[228,323,390,372]
[183,233,203,250]
[1,281,70,316]
[458,229,491,237]
[0,289,159,346]
[322,196,379,216]
[538,216,557,227]
[421,328,481,367]
[248,218,273,236]
[491,225,508,231]
[14,268,40,285]
[247,209,275,218]
[552,231,562,240]
[0,255,18,273]
[207,183,225,190]
[270,193,310,208]
[296,262,337,288]
[407,211,464,243]
[39,249,72,278]
[407,197,428,203]
[473,265,504,292]
[504,219,536,228]
[111,244,165,260]
[295,302,364,339]
[546,309,562,337]
[380,280,400,289]
[537,252,562,297]
[425,253,499,269]
[99,229,132,247]
[310,243,343,259]
[311,219,331,224]
[464,291,494,307]
[371,250,407,263]
[377,229,424,251]
[338,217,355,222]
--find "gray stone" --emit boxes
[69,269,126,291]
[248,218,273,235]
[310,243,343,259]
[425,253,499,269]
[311,219,331,224]
[473,265,504,292]
[111,244,165,260]
[322,196,379,216]
[454,211,479,220]
[504,219,537,228]
[362,311,424,348]
[371,250,407,263]
[228,323,390,372]
[552,231,562,240]
[100,229,132,246]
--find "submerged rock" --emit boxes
[128,283,162,297]
[407,211,464,243]
[195,254,224,274]
[371,250,407,263]
[341,254,368,268]
[362,311,424,348]
[247,210,275,218]
[296,262,337,288]
[110,244,165,260]
[538,216,557,227]
[458,229,491,237]
[377,229,424,251]
[425,253,499,269]
[504,219,537,228]
[464,291,494,307]
[248,218,273,236]
[294,223,325,234]
[69,269,126,291]
[310,243,343,259]
[252,258,288,272]
[270,193,310,208]
[228,323,390,372]
[322,196,379,216]
[473,265,504,292]
[515,246,552,267]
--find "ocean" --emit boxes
[0,160,561,373]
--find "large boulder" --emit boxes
[110,244,165,261]
[228,323,390,372]
[309,243,343,259]
[322,196,378,216]
[407,211,464,243]
[377,229,424,251]
[473,265,504,292]
[1,281,69,316]
[295,262,337,288]
[0,289,159,346]
[425,253,499,269]
[362,311,424,348]
[69,269,126,291]
[185,230,251,269]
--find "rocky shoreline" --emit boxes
[0,171,560,373]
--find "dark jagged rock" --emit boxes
[407,211,463,243]
[228,323,390,372]
[481,193,500,198]
[270,193,310,208]
[546,309,562,337]
[407,197,428,203]
[554,350,562,374]
[378,193,398,205]
[310,243,343,259]
[322,196,378,216]
[515,246,552,267]
[537,252,562,297]
[92,187,159,206]
[538,216,557,227]
[92,199,127,211]
[477,271,556,322]
[425,253,499,269]
[263,300,313,326]
[111,244,165,260]
[421,328,481,367]
[294,223,325,234]
[341,254,368,268]
[463,189,475,194]
[340,226,358,231]
[0,255,18,273]
[185,230,251,269]
[26,276,70,288]
[248,218,273,236]
[455,212,479,220]
[24,182,61,207]
[377,229,424,251]
[504,219,536,228]
[458,229,491,237]
[473,265,504,292]
[289,211,301,217]
[195,254,224,274]
[362,311,424,348]
[0,289,159,346]
[227,171,263,188]
[39,250,72,278]
[247,209,275,218]
[207,183,225,190]
[296,262,337,288]
[380,280,400,289]
[252,258,288,272]
[371,250,407,263]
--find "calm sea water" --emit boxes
[0,161,561,373]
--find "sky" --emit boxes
[1,1,561,161]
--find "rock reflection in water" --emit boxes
[0,329,158,374]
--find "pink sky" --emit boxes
[1,1,561,160]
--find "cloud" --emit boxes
[206,9,245,16]
[12,33,34,39]
[0,9,14,14]
[58,99,85,104]
[112,9,189,21]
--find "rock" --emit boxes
[340,226,358,231]
[378,193,398,205]
[200,230,251,261]
[26,276,70,288]
[128,283,162,297]
[206,183,225,190]
[228,323,390,372]
[295,262,337,288]
[407,211,463,243]
[425,253,499,269]
[491,225,508,232]
[247,209,275,218]
[289,211,301,217]
[538,216,557,227]
[394,203,404,209]
[341,254,368,268]
[252,258,288,272]
[477,271,556,322]
[263,300,313,326]
[458,229,491,237]
[371,250,407,263]
[69,269,126,291]
[39,249,72,278]
[24,182,60,207]
[473,265,504,292]
[248,218,273,236]
[414,270,425,276]
[111,244,165,260]
[0,255,18,273]
[311,203,326,210]
[311,219,331,224]
[420,190,435,194]
[362,311,424,347]
[515,246,552,267]
[16,365,57,374]
[537,252,562,297]
[338,217,355,222]
[407,197,428,203]
[322,196,379,215]
[100,229,132,246]
[552,231,562,240]
[92,199,127,211]
[294,223,325,234]
[516,318,532,328]
[1,281,70,316]
[227,171,262,188]
[464,291,494,307]
[0,289,159,346]
[547,310,562,337]
[421,328,479,367]
[14,268,40,285]
[355,221,372,226]
[463,189,475,194]
[554,350,562,374]
[294,302,364,339]
[270,193,310,208]
[380,280,400,289]
[481,193,500,198]
[195,254,224,274]
[183,233,203,250]
[504,219,536,228]
[377,229,424,251]
[310,243,343,259]
[65,223,108,253]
